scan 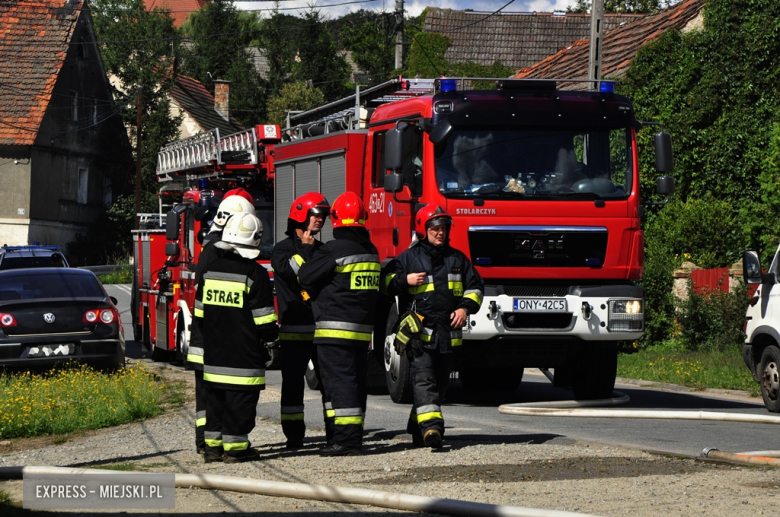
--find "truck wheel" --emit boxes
[383,303,413,403]
[460,368,523,391]
[176,317,190,369]
[305,360,321,391]
[151,346,173,362]
[572,345,618,400]
[759,346,780,413]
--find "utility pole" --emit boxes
[395,0,404,70]
[135,83,142,230]
[588,0,605,91]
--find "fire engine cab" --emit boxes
[274,76,674,402]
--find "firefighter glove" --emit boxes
[393,311,423,355]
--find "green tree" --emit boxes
[266,81,325,127]
[340,10,396,83]
[568,0,670,13]
[293,9,351,102]
[90,0,182,261]
[258,10,299,98]
[181,0,267,127]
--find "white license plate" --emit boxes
[513,298,568,312]
[27,344,75,357]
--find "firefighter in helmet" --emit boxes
[381,204,483,449]
[187,188,255,454]
[298,192,379,456]
[194,212,278,463]
[271,192,330,448]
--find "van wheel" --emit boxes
[760,346,780,413]
[383,303,413,403]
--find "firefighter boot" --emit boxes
[319,443,361,456]
[423,429,443,449]
[224,448,261,464]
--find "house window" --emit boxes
[77,168,88,204]
[71,91,78,122]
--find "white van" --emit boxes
[742,249,780,411]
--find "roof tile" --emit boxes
[514,0,703,81]
[0,0,82,146]
[424,8,643,70]
[170,75,244,135]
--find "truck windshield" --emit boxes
[434,128,632,200]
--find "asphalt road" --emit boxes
[106,283,780,459]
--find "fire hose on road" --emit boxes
[498,390,780,467]
[0,465,598,517]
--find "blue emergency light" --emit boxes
[440,79,457,93]
[599,81,615,93]
[197,179,210,190]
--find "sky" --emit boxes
[234,0,581,20]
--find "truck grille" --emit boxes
[468,226,607,268]
[503,285,569,297]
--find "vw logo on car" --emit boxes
[43,313,55,324]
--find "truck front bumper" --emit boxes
[463,283,645,342]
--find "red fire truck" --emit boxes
[130,125,281,363]
[133,76,674,402]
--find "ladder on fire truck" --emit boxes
[285,76,436,139]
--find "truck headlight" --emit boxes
[608,299,644,332]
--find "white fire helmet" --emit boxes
[211,195,256,233]
[221,213,263,259]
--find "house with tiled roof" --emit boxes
[423,8,644,72]
[144,0,207,28]
[170,75,243,138]
[0,0,130,255]
[514,0,704,82]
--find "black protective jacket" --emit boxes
[194,246,278,390]
[186,230,222,370]
[271,234,320,341]
[298,228,380,346]
[382,239,483,351]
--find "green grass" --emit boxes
[92,462,138,471]
[0,363,166,440]
[618,348,759,396]
[98,268,132,284]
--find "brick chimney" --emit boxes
[214,79,230,121]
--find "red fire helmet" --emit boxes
[330,192,367,228]
[415,204,453,236]
[223,188,254,206]
[288,192,331,223]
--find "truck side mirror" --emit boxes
[385,128,404,170]
[429,119,453,145]
[656,175,675,196]
[743,250,763,285]
[654,132,673,173]
[166,211,180,241]
[165,242,180,257]
[384,172,403,193]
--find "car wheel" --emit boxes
[760,346,780,413]
[459,367,523,391]
[383,303,413,403]
[305,360,321,391]
[572,344,618,400]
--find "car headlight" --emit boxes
[608,298,644,332]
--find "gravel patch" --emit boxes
[2,361,779,516]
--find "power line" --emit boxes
[407,0,517,33]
